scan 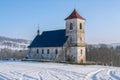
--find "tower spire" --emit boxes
[37,24,40,35]
[74,0,77,9]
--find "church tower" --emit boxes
[65,9,86,63]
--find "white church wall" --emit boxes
[66,19,77,44]
[76,19,85,46]
[77,47,86,63]
[28,47,65,61]
[66,47,77,62]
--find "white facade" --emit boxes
[28,47,65,61]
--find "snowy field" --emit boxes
[0,61,120,80]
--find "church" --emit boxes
[28,9,86,63]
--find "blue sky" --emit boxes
[0,0,120,44]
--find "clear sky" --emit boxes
[0,0,120,44]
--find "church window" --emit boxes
[37,49,39,54]
[80,23,82,29]
[70,23,73,30]
[42,49,44,54]
[55,49,58,55]
[47,49,49,54]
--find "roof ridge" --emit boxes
[43,29,65,32]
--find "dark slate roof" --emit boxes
[28,29,68,48]
[65,9,85,20]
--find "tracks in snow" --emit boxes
[0,68,85,80]
[0,62,120,80]
[38,68,85,80]
[0,68,120,80]
[0,71,39,80]
[86,68,120,80]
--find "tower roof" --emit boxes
[65,9,85,20]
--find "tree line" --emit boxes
[86,44,120,66]
[0,49,27,60]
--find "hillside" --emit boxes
[0,36,30,51]
[91,43,120,49]
[0,61,120,80]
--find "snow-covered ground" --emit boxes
[0,61,120,80]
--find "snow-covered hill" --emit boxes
[0,36,30,51]
[91,43,120,49]
[0,61,120,80]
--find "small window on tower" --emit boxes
[70,23,73,30]
[80,23,82,29]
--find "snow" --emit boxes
[0,61,120,80]
[0,36,30,51]
[0,40,29,51]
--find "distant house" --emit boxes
[28,9,86,63]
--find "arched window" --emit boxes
[42,49,44,54]
[37,49,39,54]
[70,23,73,30]
[47,49,49,54]
[55,49,58,55]
[80,23,82,29]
